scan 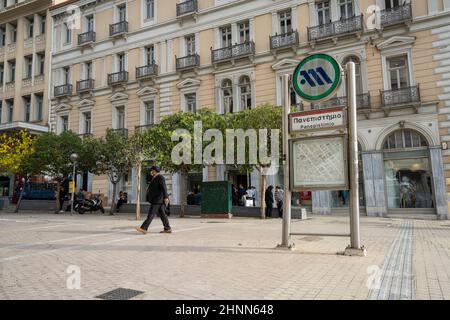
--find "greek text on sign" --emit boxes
[289,107,345,133]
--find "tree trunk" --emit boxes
[55,181,61,214]
[110,182,117,215]
[135,162,142,220]
[179,172,185,218]
[14,178,27,213]
[260,171,266,219]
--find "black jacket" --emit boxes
[146,174,169,204]
[265,188,274,205]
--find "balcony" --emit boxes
[78,31,96,46]
[311,93,371,110]
[78,133,93,138]
[76,79,94,93]
[381,85,420,108]
[308,16,363,42]
[54,84,73,98]
[270,30,299,50]
[135,124,154,134]
[176,54,200,71]
[211,41,255,64]
[111,128,128,137]
[109,21,128,37]
[380,4,412,28]
[107,71,128,86]
[177,0,197,17]
[136,64,158,79]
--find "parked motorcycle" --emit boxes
[75,195,105,214]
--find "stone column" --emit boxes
[202,166,208,182]
[430,147,449,220]
[362,152,388,217]
[312,191,332,215]
[172,173,180,205]
[216,164,226,181]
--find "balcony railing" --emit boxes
[76,79,95,93]
[311,93,371,110]
[380,4,412,27]
[111,128,128,137]
[177,0,198,17]
[109,21,128,37]
[136,64,158,79]
[78,31,96,45]
[176,54,200,71]
[270,30,299,50]
[107,71,128,85]
[381,86,420,107]
[212,41,255,63]
[135,124,154,134]
[308,15,363,42]
[54,84,73,97]
[78,133,93,138]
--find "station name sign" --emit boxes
[289,107,346,133]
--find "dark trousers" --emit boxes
[277,201,283,218]
[265,203,273,218]
[252,198,256,207]
[141,204,171,231]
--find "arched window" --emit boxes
[343,55,362,95]
[383,129,428,150]
[221,79,233,113]
[239,76,252,110]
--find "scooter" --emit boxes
[75,195,105,214]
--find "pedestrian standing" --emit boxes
[58,187,67,213]
[265,186,274,218]
[251,186,257,207]
[232,185,238,206]
[136,166,172,234]
[275,186,284,218]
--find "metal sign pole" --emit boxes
[345,62,366,256]
[280,74,293,249]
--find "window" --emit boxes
[35,94,43,121]
[0,27,5,47]
[222,79,233,113]
[27,18,34,38]
[145,45,155,65]
[339,0,354,19]
[9,60,15,82]
[63,66,70,84]
[185,35,196,56]
[145,0,154,20]
[23,96,31,122]
[0,63,3,84]
[117,53,125,72]
[11,24,17,43]
[118,5,127,22]
[85,61,92,79]
[317,1,330,25]
[61,115,69,132]
[384,129,428,150]
[116,106,125,129]
[387,56,409,90]
[343,56,363,94]
[239,76,252,110]
[239,21,250,44]
[144,101,154,124]
[185,93,196,113]
[221,25,232,47]
[0,101,2,123]
[385,0,400,9]
[40,15,46,34]
[86,15,94,32]
[24,56,32,79]
[83,112,91,134]
[64,23,71,44]
[37,53,45,75]
[279,11,292,34]
[7,99,13,123]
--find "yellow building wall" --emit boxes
[199,29,213,65]
[198,74,215,108]
[254,13,271,53]
[157,0,177,24]
[96,8,113,41]
[255,62,277,106]
[297,5,309,45]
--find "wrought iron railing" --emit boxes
[177,0,198,16]
[311,93,371,110]
[109,21,128,37]
[136,64,158,79]
[135,124,154,134]
[381,86,420,107]
[111,128,128,137]
[176,54,200,70]
[380,4,412,27]
[212,41,255,63]
[308,15,363,42]
[107,71,128,85]
[76,79,94,92]
[270,30,299,50]
[78,31,96,45]
[54,84,73,97]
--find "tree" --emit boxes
[22,131,84,213]
[0,130,35,212]
[95,129,133,215]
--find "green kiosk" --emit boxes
[200,181,232,218]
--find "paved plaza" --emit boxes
[0,211,449,300]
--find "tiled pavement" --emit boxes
[0,211,449,300]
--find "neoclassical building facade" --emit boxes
[48,0,450,219]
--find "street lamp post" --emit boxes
[70,153,79,214]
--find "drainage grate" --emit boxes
[96,288,145,300]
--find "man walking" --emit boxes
[275,186,284,218]
[136,166,172,234]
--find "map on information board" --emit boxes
[290,135,348,191]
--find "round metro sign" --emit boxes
[293,53,342,103]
